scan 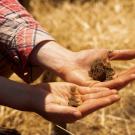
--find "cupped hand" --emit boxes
[61,49,135,90]
[32,82,120,124]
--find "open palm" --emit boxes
[61,49,135,90]
[34,82,120,124]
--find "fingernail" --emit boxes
[73,111,81,117]
[112,90,118,94]
[114,95,120,100]
[131,74,135,78]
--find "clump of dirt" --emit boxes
[68,87,82,107]
[89,59,115,82]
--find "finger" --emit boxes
[95,74,135,90]
[116,66,135,77]
[78,94,120,117]
[82,90,117,101]
[78,86,110,95]
[44,104,82,123]
[109,50,135,60]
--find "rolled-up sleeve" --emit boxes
[0,0,54,82]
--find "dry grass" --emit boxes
[0,0,135,134]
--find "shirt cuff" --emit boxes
[10,26,55,83]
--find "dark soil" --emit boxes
[68,87,82,107]
[89,59,115,82]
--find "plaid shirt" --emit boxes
[0,0,54,82]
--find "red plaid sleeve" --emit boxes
[0,0,54,82]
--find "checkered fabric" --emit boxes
[0,0,54,82]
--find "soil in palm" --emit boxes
[89,59,115,82]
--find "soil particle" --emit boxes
[89,59,115,82]
[68,87,82,107]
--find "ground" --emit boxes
[0,0,135,135]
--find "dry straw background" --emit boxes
[0,0,135,134]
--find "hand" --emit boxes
[31,82,120,124]
[61,49,135,90]
[30,41,135,90]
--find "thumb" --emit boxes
[41,104,82,123]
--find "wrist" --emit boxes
[0,77,35,111]
[29,84,46,114]
[30,41,76,76]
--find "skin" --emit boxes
[31,82,120,124]
[30,41,135,90]
[0,77,119,124]
[0,41,135,124]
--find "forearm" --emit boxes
[30,41,75,76]
[0,76,34,111]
